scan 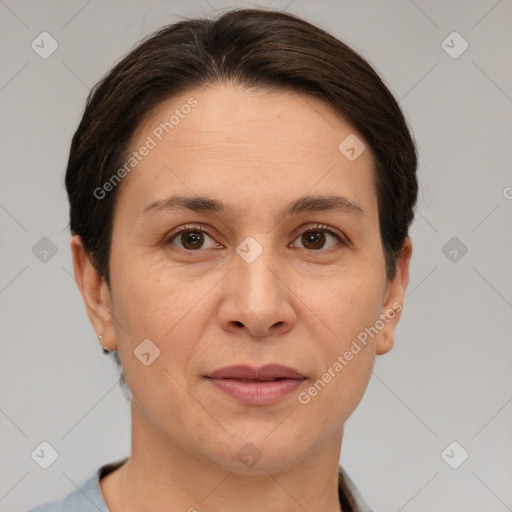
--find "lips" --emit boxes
[205,364,306,405]
[206,364,306,381]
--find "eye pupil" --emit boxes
[181,231,204,250]
[302,231,326,250]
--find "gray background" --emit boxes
[1,1,511,511]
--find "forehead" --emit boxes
[134,83,364,158]
[117,83,377,221]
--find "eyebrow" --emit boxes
[142,193,364,218]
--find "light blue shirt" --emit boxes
[28,458,373,512]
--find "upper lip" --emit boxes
[206,364,306,380]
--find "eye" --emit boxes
[165,223,347,252]
[165,224,220,251]
[290,224,346,251]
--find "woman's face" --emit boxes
[79,83,410,472]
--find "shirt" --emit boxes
[27,458,373,512]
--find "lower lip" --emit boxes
[207,378,306,405]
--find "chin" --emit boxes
[199,430,313,475]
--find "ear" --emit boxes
[376,237,412,355]
[71,235,117,352]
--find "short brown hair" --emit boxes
[65,7,418,394]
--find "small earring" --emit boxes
[98,334,109,354]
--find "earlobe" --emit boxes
[376,238,412,356]
[71,235,116,352]
[376,332,394,355]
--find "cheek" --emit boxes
[304,262,385,341]
[295,346,374,448]
[292,269,383,427]
[111,269,206,435]
[294,298,378,442]
[110,248,197,335]
[108,257,204,390]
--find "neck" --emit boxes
[103,399,345,512]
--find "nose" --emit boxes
[217,243,296,339]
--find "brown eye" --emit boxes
[178,231,206,250]
[301,231,328,250]
[291,225,345,251]
[166,226,219,251]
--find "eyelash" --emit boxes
[165,223,347,251]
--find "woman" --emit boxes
[29,7,416,512]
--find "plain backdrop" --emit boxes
[1,1,511,511]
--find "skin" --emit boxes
[72,83,412,512]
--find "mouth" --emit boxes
[228,377,286,382]
[206,364,306,380]
[204,364,307,405]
